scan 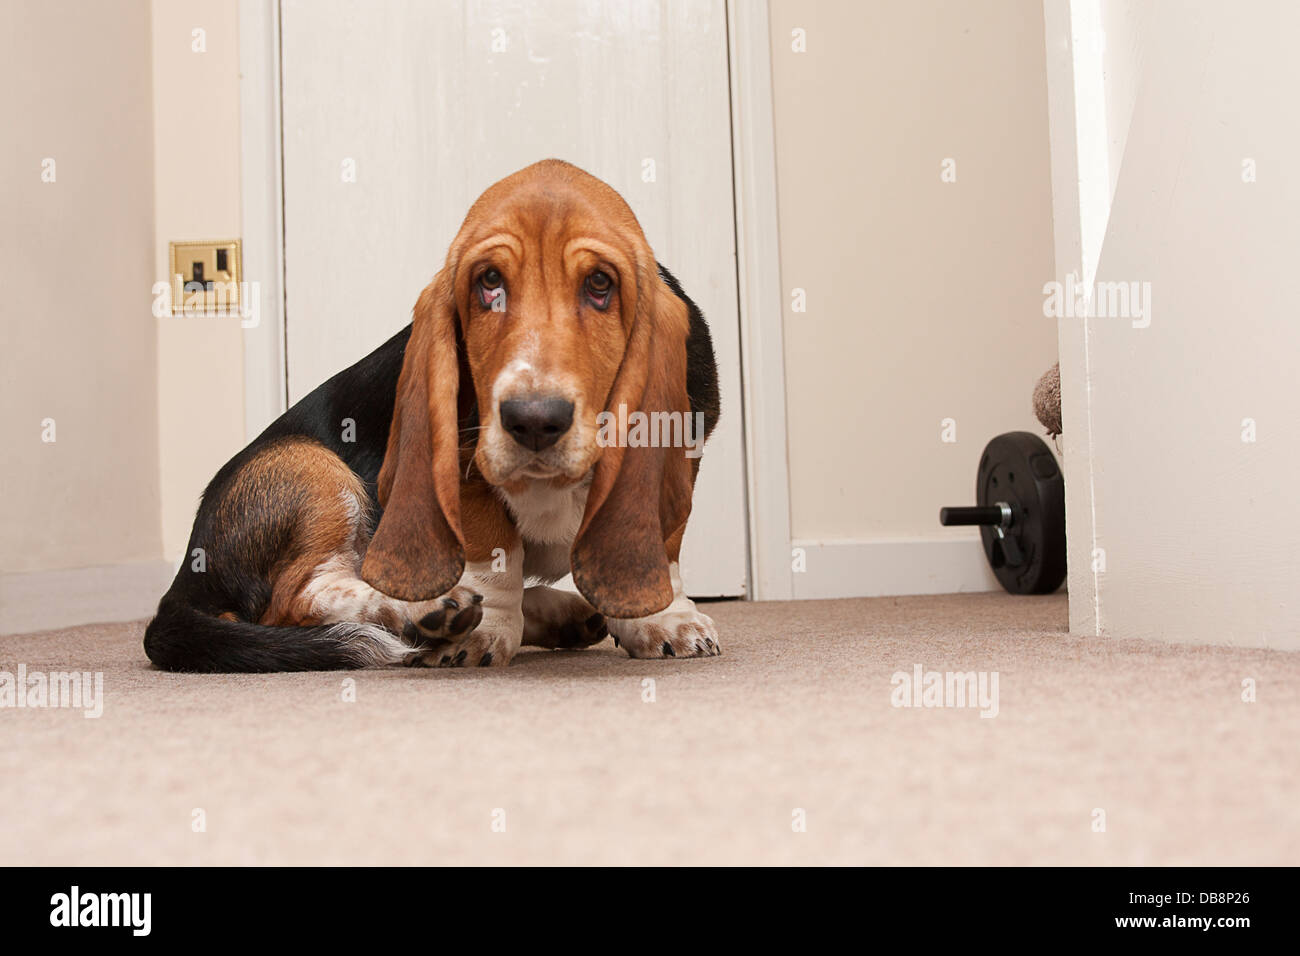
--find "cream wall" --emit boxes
[151,0,247,559]
[768,1,1059,549]
[1056,0,1300,648]
[1,0,247,632]
[0,0,162,576]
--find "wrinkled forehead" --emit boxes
[453,167,646,264]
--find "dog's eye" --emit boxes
[479,269,505,309]
[584,271,614,308]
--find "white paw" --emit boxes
[418,606,523,668]
[402,585,483,644]
[608,606,721,659]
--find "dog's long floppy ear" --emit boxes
[571,259,697,619]
[360,270,466,601]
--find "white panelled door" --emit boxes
[279,0,746,597]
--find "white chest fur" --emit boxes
[498,477,590,546]
[497,477,591,583]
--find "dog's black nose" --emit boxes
[499,397,574,451]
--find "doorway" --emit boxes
[273,0,747,597]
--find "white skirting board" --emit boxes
[789,537,1002,600]
[0,541,1000,634]
[0,561,175,636]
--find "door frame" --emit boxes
[725,0,793,600]
[1041,0,1102,636]
[237,0,794,600]
[238,0,288,442]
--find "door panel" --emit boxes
[280,0,746,596]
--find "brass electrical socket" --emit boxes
[168,239,242,314]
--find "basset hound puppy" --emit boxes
[144,159,721,672]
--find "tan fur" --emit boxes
[459,480,520,564]
[233,439,371,626]
[223,438,480,645]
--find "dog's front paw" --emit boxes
[608,606,721,659]
[423,606,524,668]
[402,585,483,648]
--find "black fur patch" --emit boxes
[659,263,721,441]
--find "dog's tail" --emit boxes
[143,600,415,673]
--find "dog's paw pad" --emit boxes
[407,587,483,643]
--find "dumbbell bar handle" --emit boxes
[939,505,1007,527]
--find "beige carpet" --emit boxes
[3,592,1296,866]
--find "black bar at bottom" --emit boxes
[3,866,1281,942]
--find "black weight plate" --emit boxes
[975,431,1066,594]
